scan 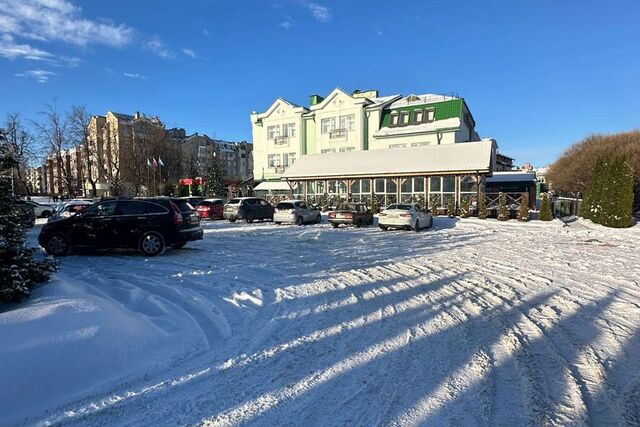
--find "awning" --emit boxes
[253,181,291,191]
[282,139,496,180]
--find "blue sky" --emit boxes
[1,0,638,166]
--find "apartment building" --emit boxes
[251,88,481,181]
[180,133,253,181]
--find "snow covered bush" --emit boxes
[460,196,471,218]
[446,198,455,217]
[518,193,529,221]
[497,192,509,221]
[539,193,553,221]
[478,192,487,219]
[582,156,634,228]
[429,195,440,216]
[369,193,378,213]
[0,130,57,302]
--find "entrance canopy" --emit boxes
[282,140,496,180]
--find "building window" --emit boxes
[339,114,355,131]
[321,117,335,134]
[283,123,296,137]
[426,108,435,123]
[283,152,296,166]
[321,148,336,154]
[390,113,399,127]
[389,143,407,149]
[339,147,355,152]
[414,110,424,123]
[268,154,280,168]
[267,125,280,140]
[198,145,208,158]
[400,112,410,126]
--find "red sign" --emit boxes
[180,178,193,185]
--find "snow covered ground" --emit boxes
[1,216,640,426]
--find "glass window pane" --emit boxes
[430,176,441,192]
[413,177,424,192]
[460,175,477,192]
[375,178,385,193]
[443,176,455,193]
[350,180,360,194]
[361,179,370,194]
[401,178,412,193]
[386,179,397,194]
[316,180,325,194]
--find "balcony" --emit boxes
[274,166,287,174]
[273,136,289,145]
[329,128,347,140]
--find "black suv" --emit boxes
[223,197,274,223]
[38,197,203,257]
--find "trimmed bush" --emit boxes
[460,196,471,218]
[446,198,455,217]
[518,193,529,221]
[429,196,440,216]
[582,156,634,227]
[539,193,553,221]
[497,192,509,221]
[369,193,378,213]
[478,192,487,219]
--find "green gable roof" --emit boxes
[380,99,463,128]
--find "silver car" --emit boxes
[378,203,433,232]
[274,200,321,225]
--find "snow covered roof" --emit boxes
[373,117,461,138]
[282,140,495,180]
[366,94,402,108]
[486,171,536,183]
[253,181,292,191]
[388,94,459,109]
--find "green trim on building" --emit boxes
[380,99,463,128]
[304,117,316,154]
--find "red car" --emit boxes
[195,199,225,220]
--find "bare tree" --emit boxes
[32,102,75,196]
[67,105,96,196]
[3,113,37,196]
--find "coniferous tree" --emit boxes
[582,159,605,222]
[370,192,378,213]
[583,156,634,227]
[460,196,471,218]
[478,192,487,219]
[518,193,529,221]
[162,182,175,196]
[539,192,553,221]
[497,192,509,221]
[204,155,226,198]
[446,198,455,217]
[429,195,440,216]
[0,129,57,302]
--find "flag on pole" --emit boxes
[158,157,165,167]
[152,158,158,167]
[147,158,151,167]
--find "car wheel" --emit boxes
[296,216,303,226]
[379,225,388,231]
[245,212,254,223]
[41,210,52,218]
[171,242,187,249]
[316,215,321,224]
[331,223,339,228]
[414,219,420,232]
[139,231,165,256]
[44,233,70,256]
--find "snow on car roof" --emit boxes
[282,140,495,179]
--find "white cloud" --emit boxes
[0,0,134,47]
[376,30,383,36]
[0,34,53,60]
[123,72,146,79]
[182,48,197,58]
[145,38,174,59]
[202,29,209,37]
[300,1,331,23]
[279,21,292,29]
[15,68,56,83]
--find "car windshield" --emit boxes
[276,202,295,210]
[386,204,412,211]
[174,201,194,212]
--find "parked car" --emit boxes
[223,197,274,223]
[21,200,55,218]
[378,203,433,232]
[13,200,37,228]
[195,199,225,220]
[48,200,94,222]
[38,197,203,257]
[181,196,205,207]
[327,202,373,228]
[274,200,321,225]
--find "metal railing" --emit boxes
[329,129,347,139]
[273,136,289,145]
[274,166,287,174]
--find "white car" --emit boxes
[378,203,433,232]
[274,200,321,225]
[23,200,55,218]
